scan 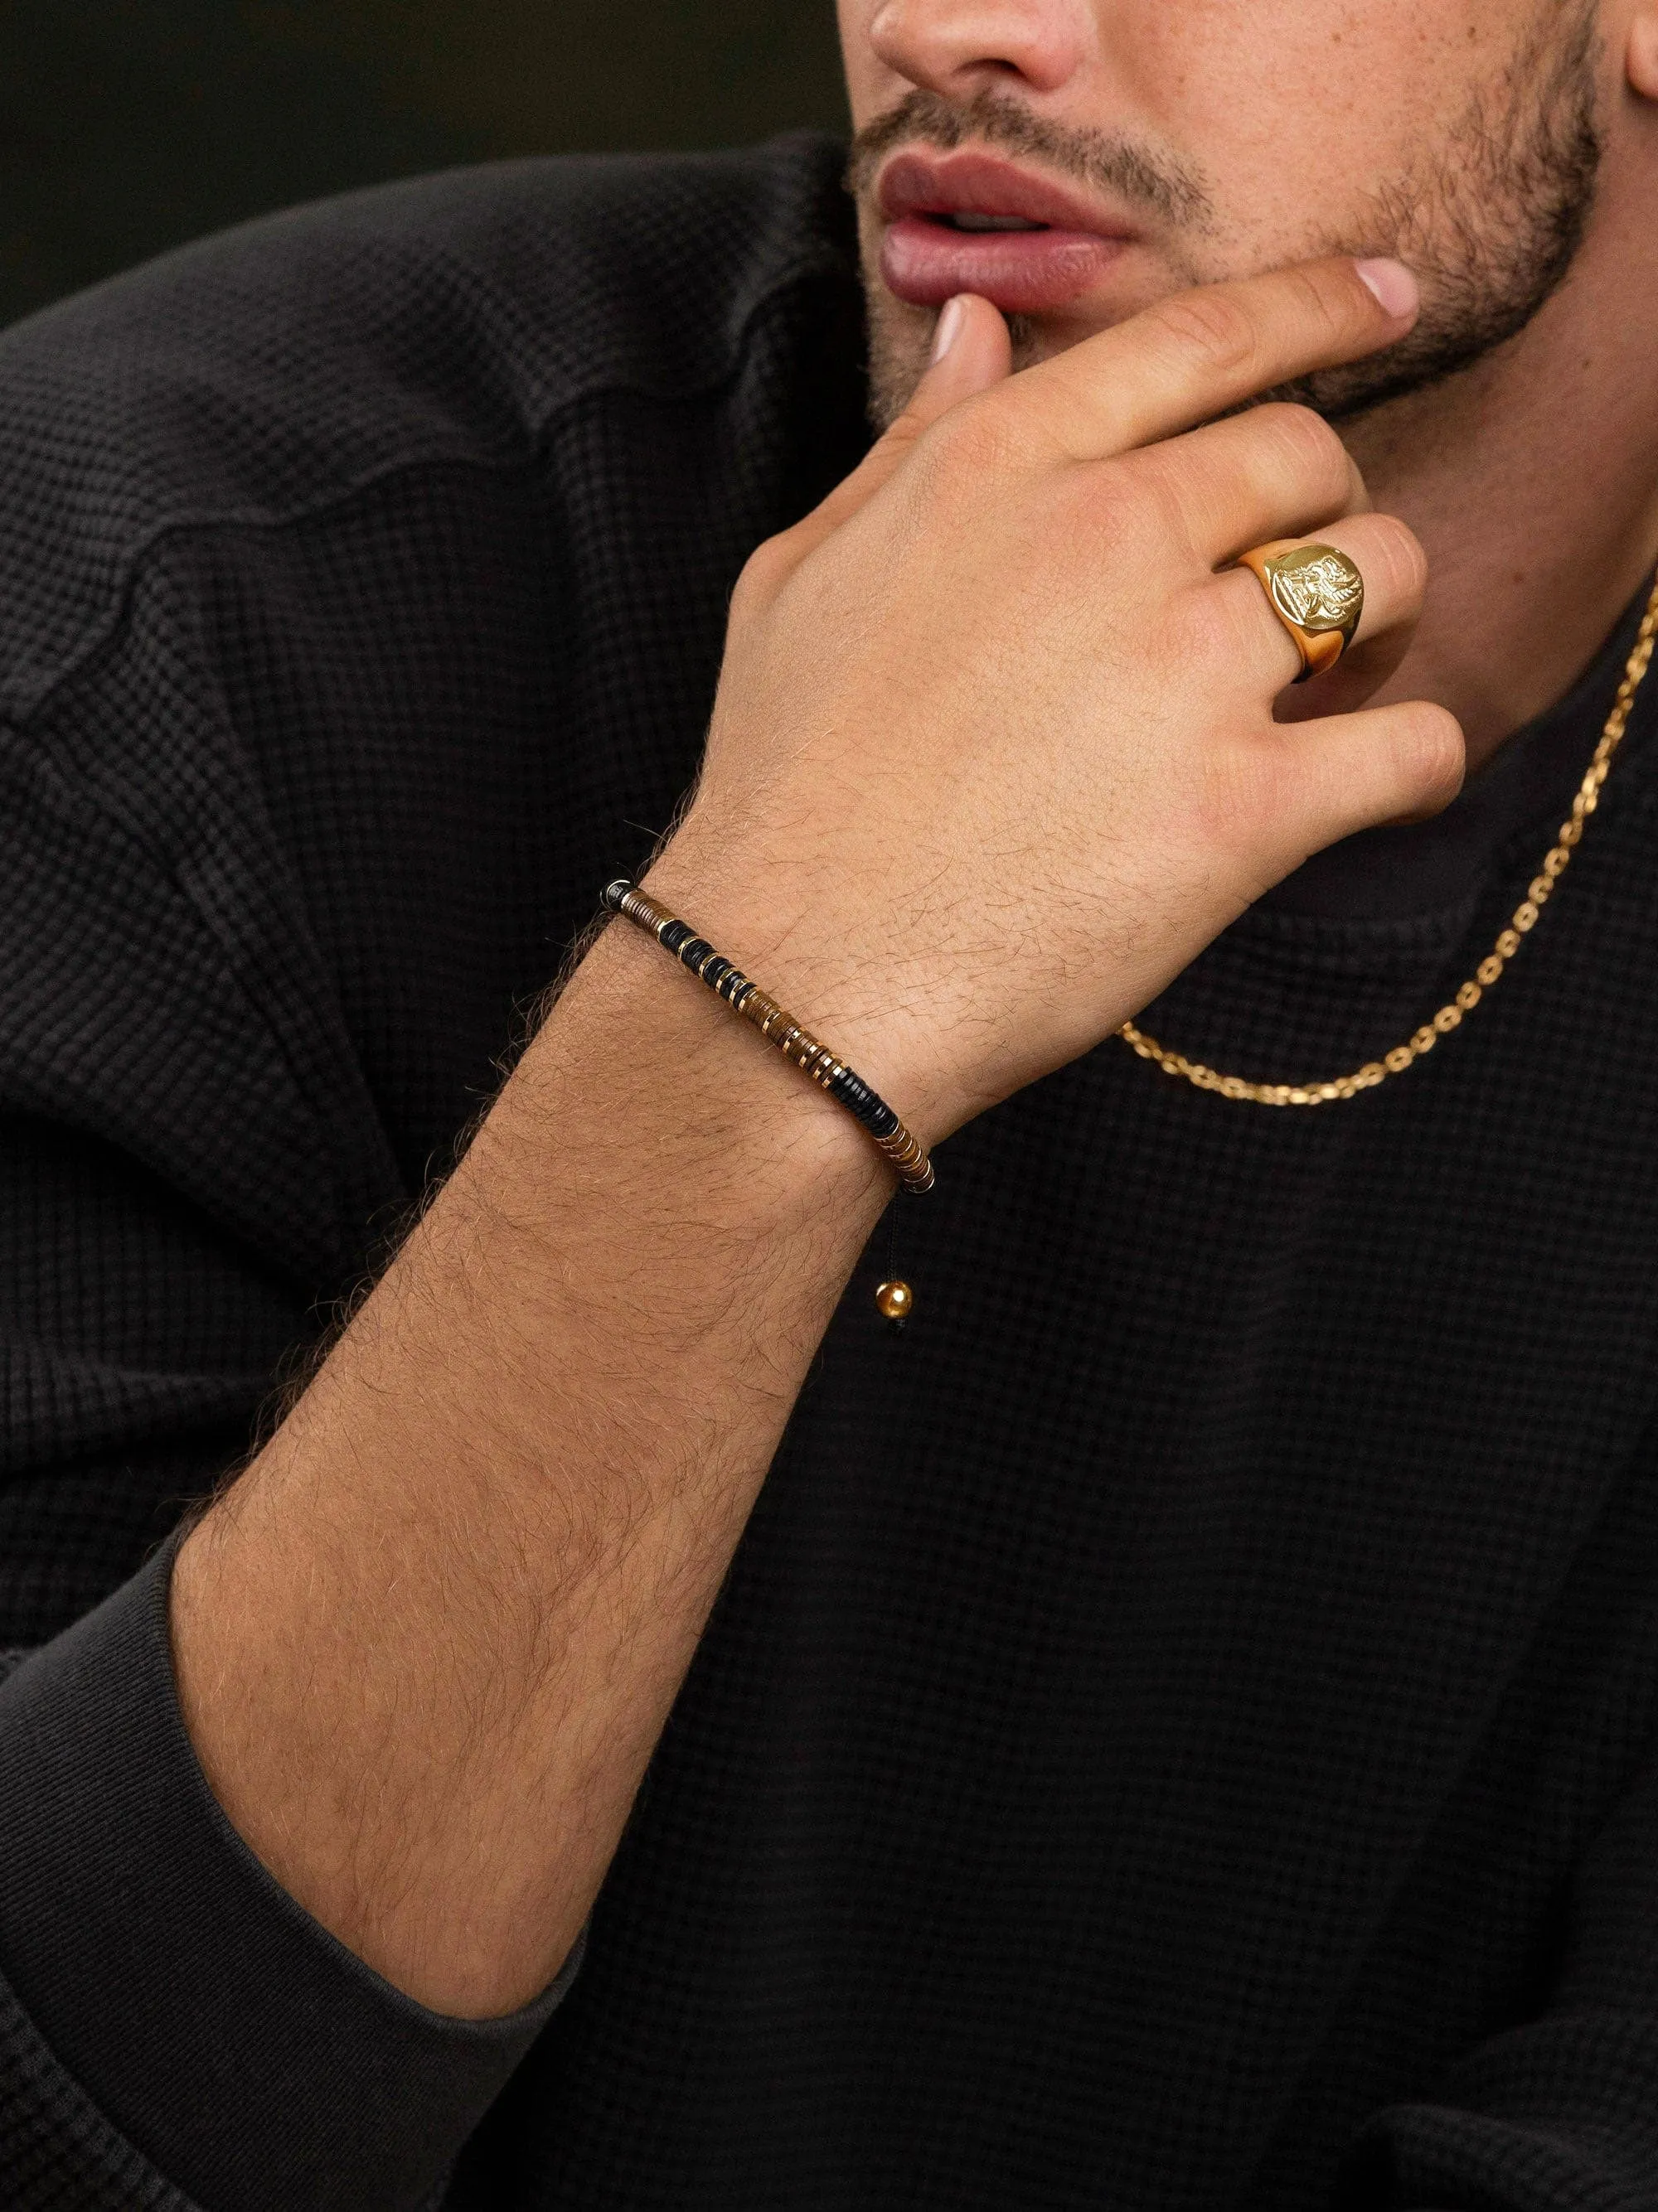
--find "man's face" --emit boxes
[841,0,1609,428]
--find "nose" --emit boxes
[865,0,1089,100]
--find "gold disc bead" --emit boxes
[875,1280,914,1324]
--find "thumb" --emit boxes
[790,293,1012,554]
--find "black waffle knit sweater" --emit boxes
[2,133,1658,2212]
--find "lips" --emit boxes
[876,149,1136,317]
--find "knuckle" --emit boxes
[1394,702,1466,806]
[1101,454,1190,549]
[1260,403,1349,492]
[1055,481,1147,577]
[1148,288,1261,380]
[1113,448,1214,564]
[1362,514,1429,603]
[1282,262,1352,347]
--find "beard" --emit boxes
[853,0,1604,433]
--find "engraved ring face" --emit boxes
[1263,544,1365,640]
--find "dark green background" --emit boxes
[0,1,850,327]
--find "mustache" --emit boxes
[845,88,1214,232]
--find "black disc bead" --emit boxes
[827,1067,901,1139]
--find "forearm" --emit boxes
[172,909,891,2016]
[172,249,1448,2032]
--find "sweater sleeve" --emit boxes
[0,716,577,2209]
[0,1541,579,2212]
[1344,1736,1658,2212]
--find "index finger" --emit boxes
[999,256,1418,466]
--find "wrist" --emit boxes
[637,826,966,1150]
[563,898,905,1208]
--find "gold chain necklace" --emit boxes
[1117,572,1658,1107]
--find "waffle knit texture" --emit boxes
[2,133,1658,2212]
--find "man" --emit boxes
[2,0,1657,2204]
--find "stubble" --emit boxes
[852,1,1604,435]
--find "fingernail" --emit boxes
[930,295,967,364]
[1354,258,1418,320]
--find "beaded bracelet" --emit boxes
[602,879,935,1194]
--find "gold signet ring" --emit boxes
[1237,540,1365,683]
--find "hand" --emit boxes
[651,259,1463,1144]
